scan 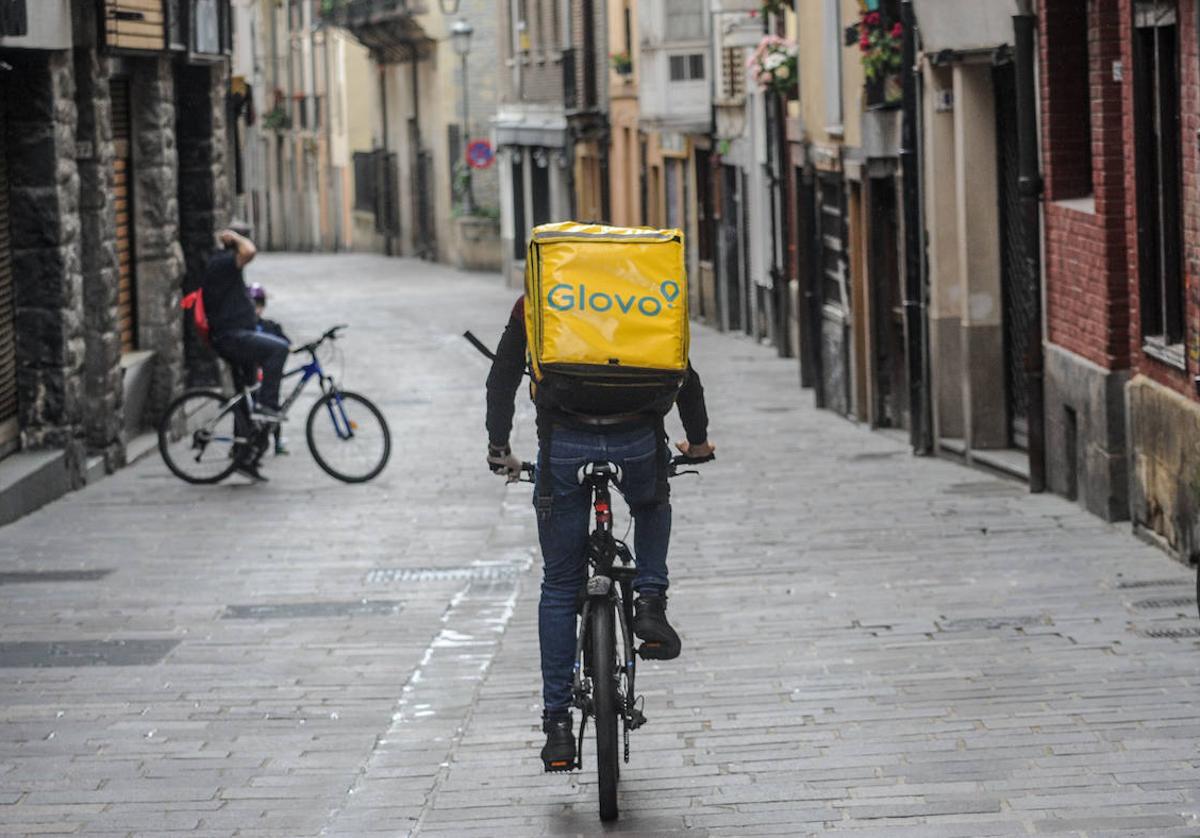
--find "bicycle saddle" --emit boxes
[578,461,621,485]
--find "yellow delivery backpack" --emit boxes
[524,221,689,418]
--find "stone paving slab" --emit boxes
[0,254,1198,836]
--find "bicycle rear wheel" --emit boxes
[591,602,620,822]
[305,390,391,483]
[157,389,240,484]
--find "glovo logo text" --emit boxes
[546,280,681,318]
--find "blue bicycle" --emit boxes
[158,325,390,484]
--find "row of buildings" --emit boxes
[3,0,1200,573]
[477,0,1200,567]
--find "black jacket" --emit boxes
[202,250,256,336]
[485,298,709,447]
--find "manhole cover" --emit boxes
[365,566,520,584]
[1131,597,1196,610]
[0,639,179,668]
[222,600,403,620]
[0,570,112,585]
[1116,578,1191,589]
[1136,625,1200,639]
[938,615,1047,632]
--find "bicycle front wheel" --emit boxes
[305,390,391,483]
[157,389,240,484]
[591,602,620,822]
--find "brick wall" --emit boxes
[1124,0,1199,397]
[1042,0,1130,370]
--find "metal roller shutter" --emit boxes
[0,94,17,451]
[111,78,136,354]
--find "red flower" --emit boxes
[864,11,880,26]
[860,33,871,51]
[891,22,903,38]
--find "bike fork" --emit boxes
[614,581,637,763]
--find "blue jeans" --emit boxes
[537,425,671,715]
[212,329,290,409]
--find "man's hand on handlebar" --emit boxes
[675,439,716,460]
[487,443,524,480]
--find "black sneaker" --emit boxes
[234,461,268,483]
[540,715,575,772]
[633,595,681,660]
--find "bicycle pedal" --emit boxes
[543,758,575,773]
[627,708,647,730]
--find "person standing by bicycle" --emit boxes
[250,282,291,456]
[485,286,715,772]
[202,225,288,481]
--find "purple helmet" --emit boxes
[248,283,266,303]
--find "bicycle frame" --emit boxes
[571,466,643,768]
[186,347,347,450]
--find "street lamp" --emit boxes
[450,18,475,213]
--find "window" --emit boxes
[665,158,681,229]
[1044,0,1093,199]
[669,54,705,82]
[1133,0,1183,347]
[722,47,745,99]
[513,0,529,53]
[822,0,843,129]
[353,151,377,213]
[665,0,704,40]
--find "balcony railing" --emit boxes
[321,0,430,63]
[562,46,598,113]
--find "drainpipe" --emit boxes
[410,49,428,259]
[379,61,393,256]
[1014,0,1046,491]
[900,1,928,453]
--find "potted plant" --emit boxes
[610,51,633,76]
[858,10,903,107]
[262,105,291,132]
[746,35,799,98]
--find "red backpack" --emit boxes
[181,289,210,346]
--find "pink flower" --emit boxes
[860,33,870,50]
[864,11,880,25]
[891,22,903,38]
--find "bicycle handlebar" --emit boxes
[295,324,349,355]
[504,453,714,484]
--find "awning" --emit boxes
[912,0,1020,54]
[493,108,568,148]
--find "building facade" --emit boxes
[231,0,363,253]
[0,0,232,521]
[495,0,573,287]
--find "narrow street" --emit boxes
[2,254,1199,837]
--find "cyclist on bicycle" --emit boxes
[202,225,288,481]
[485,296,715,771]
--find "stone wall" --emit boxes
[5,50,84,473]
[1127,374,1200,563]
[73,46,125,466]
[131,56,185,428]
[1043,344,1129,522]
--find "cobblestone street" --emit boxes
[1,254,1199,837]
